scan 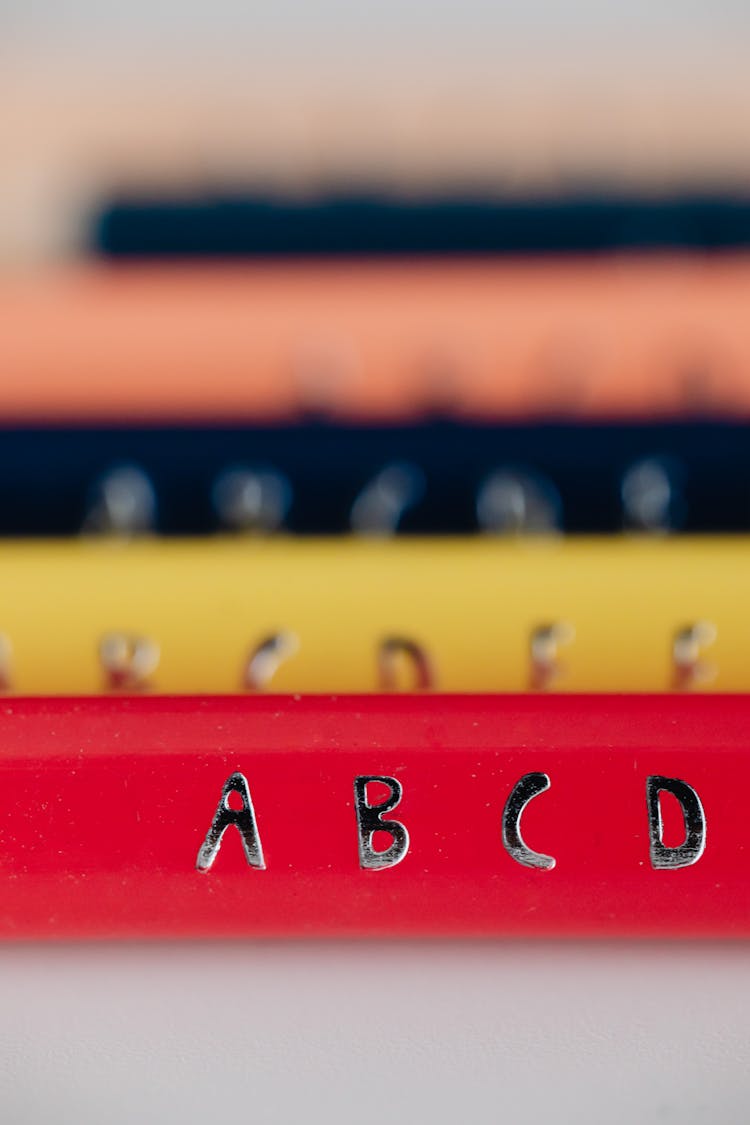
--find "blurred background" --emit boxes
[2,0,750,262]
[2,3,750,1122]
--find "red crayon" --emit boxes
[0,694,745,941]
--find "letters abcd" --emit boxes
[0,694,746,940]
[0,537,746,694]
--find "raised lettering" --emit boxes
[647,775,706,869]
[502,772,555,870]
[354,775,409,870]
[196,772,265,872]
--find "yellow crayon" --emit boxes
[0,536,744,694]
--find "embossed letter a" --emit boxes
[196,772,265,872]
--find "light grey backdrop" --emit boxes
[0,941,747,1123]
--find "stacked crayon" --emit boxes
[2,178,750,939]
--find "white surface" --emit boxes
[5,0,750,51]
[0,941,747,1124]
